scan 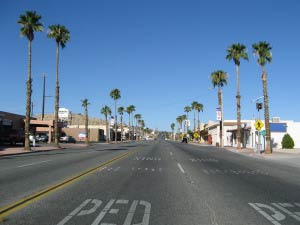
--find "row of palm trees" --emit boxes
[100,89,146,143]
[208,42,272,153]
[172,41,272,154]
[172,101,204,139]
[18,11,70,150]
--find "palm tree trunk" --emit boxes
[218,88,223,147]
[114,101,117,143]
[262,71,271,154]
[193,110,196,131]
[128,113,131,140]
[105,116,109,143]
[54,42,60,147]
[24,40,32,151]
[197,110,200,141]
[85,107,88,145]
[120,114,123,143]
[236,65,242,149]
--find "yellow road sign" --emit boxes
[193,132,199,138]
[255,120,264,131]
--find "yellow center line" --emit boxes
[0,148,139,220]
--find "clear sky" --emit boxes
[1,0,300,131]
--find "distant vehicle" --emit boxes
[60,136,76,143]
[36,135,48,143]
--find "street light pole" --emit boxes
[42,74,45,120]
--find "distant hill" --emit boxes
[34,114,106,126]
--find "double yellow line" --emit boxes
[0,148,139,221]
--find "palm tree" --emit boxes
[18,11,43,151]
[176,116,183,133]
[253,41,272,154]
[118,106,124,142]
[184,106,191,132]
[138,119,145,138]
[181,114,187,133]
[47,25,70,147]
[191,101,199,131]
[81,99,90,145]
[210,70,228,147]
[195,103,204,132]
[110,89,121,143]
[134,114,142,140]
[226,43,249,149]
[171,123,175,140]
[101,105,112,143]
[126,105,135,140]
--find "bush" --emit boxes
[281,134,294,149]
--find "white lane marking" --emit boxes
[17,160,52,168]
[123,200,138,225]
[170,152,173,156]
[177,163,185,174]
[57,199,92,225]
[91,199,115,225]
[249,203,284,225]
[99,167,107,172]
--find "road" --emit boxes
[1,140,300,225]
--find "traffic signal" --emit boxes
[256,103,263,111]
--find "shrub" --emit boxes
[281,134,294,149]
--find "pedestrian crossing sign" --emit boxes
[255,120,264,131]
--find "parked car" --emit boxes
[60,136,76,143]
[36,135,48,143]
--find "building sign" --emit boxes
[270,123,287,132]
[58,108,70,120]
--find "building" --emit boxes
[204,117,300,150]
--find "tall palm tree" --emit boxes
[253,41,272,154]
[195,103,204,132]
[171,123,175,140]
[176,116,183,133]
[18,11,43,151]
[210,70,228,147]
[81,99,90,145]
[101,105,112,143]
[138,119,145,138]
[226,43,249,149]
[134,114,142,140]
[110,89,121,143]
[184,106,191,132]
[191,101,199,131]
[47,25,70,147]
[181,114,187,133]
[118,106,124,142]
[126,105,135,140]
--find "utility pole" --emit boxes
[42,74,46,120]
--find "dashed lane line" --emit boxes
[177,163,185,174]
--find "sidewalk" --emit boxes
[190,142,300,168]
[0,143,88,156]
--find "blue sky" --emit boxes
[1,0,300,131]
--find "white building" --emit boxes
[204,117,300,149]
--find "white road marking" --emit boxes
[57,199,92,225]
[17,160,52,168]
[91,199,115,225]
[170,152,173,156]
[249,203,285,225]
[177,163,185,174]
[123,200,138,225]
[58,199,151,225]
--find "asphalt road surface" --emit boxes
[1,140,300,225]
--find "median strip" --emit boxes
[0,148,139,220]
